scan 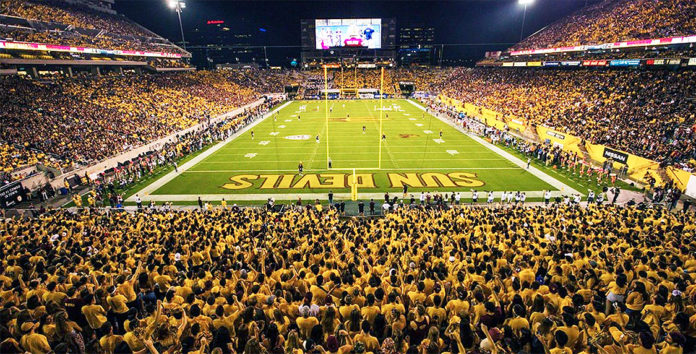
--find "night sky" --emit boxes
[116,0,596,65]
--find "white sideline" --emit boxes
[135,191,566,202]
[127,101,293,201]
[405,100,580,196]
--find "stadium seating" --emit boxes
[513,0,696,50]
[0,0,187,56]
[438,68,696,169]
[0,204,693,353]
[0,69,290,176]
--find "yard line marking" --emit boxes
[217,145,489,150]
[258,141,270,146]
[269,132,279,136]
[447,150,459,156]
[198,158,504,163]
[423,130,433,134]
[212,151,497,156]
[244,153,257,159]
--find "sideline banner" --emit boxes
[439,95,691,189]
[586,143,663,185]
[536,126,582,155]
[666,166,695,193]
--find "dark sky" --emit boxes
[116,0,596,65]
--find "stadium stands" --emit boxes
[439,68,696,169]
[512,0,696,50]
[1,0,696,353]
[0,0,187,56]
[0,69,290,177]
[0,204,694,353]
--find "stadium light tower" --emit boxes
[167,0,187,50]
[518,0,535,42]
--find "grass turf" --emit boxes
[151,99,557,196]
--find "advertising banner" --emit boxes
[603,147,629,164]
[582,60,607,67]
[609,59,641,67]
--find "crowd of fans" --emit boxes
[0,203,694,353]
[0,70,287,175]
[0,0,187,55]
[439,68,696,168]
[2,0,153,38]
[514,0,696,50]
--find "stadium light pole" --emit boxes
[518,0,535,42]
[168,0,187,50]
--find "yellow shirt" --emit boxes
[99,334,124,354]
[82,304,107,329]
[107,294,129,314]
[20,333,51,354]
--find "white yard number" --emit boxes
[244,153,257,159]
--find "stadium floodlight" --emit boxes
[166,0,187,50]
[518,0,535,41]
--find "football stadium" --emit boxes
[1,0,696,353]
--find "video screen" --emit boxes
[315,18,381,50]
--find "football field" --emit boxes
[131,99,577,201]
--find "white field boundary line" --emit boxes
[405,100,581,196]
[127,101,293,202]
[198,158,505,163]
[183,167,522,173]
[136,191,567,202]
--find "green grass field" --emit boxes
[142,99,562,199]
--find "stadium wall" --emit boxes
[437,94,695,189]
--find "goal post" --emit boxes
[325,66,385,171]
[378,67,384,169]
[351,168,358,201]
[324,65,330,169]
